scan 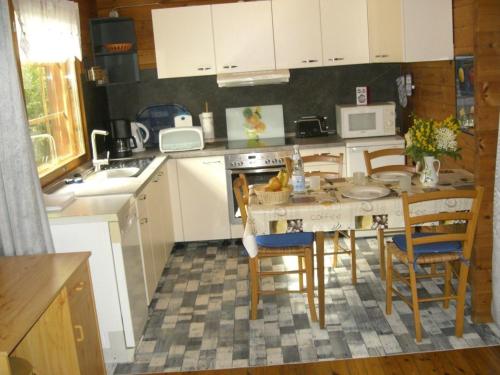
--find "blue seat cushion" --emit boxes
[256,232,314,248]
[392,232,462,255]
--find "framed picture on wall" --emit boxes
[455,56,474,129]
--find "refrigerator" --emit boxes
[345,135,405,177]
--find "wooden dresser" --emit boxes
[0,252,105,375]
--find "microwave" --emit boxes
[335,102,396,139]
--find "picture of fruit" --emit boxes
[242,106,267,140]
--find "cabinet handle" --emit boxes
[74,325,85,342]
[329,57,344,61]
[375,54,389,58]
[202,160,222,165]
[230,65,238,68]
[152,179,159,183]
[74,281,85,292]
[223,65,238,69]
[223,65,230,69]
[302,59,318,63]
[139,194,147,200]
[157,171,164,176]
[140,218,148,224]
[197,66,212,71]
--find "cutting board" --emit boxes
[226,104,284,141]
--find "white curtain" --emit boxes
[493,114,500,324]
[0,0,54,255]
[13,0,81,63]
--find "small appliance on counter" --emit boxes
[295,115,329,138]
[110,119,137,158]
[159,127,204,153]
[336,102,396,139]
[130,122,150,153]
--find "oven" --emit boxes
[225,150,291,225]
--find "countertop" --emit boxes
[0,252,90,355]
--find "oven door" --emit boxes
[226,167,283,226]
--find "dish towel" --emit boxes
[242,221,258,258]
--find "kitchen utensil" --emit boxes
[353,171,367,185]
[341,185,390,200]
[110,119,136,158]
[226,104,284,141]
[308,176,321,191]
[130,122,150,153]
[399,175,412,192]
[136,104,190,146]
[199,112,214,142]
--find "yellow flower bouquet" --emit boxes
[404,115,461,162]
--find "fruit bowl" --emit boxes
[253,184,292,205]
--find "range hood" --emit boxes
[217,69,290,88]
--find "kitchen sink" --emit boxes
[87,167,140,180]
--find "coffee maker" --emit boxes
[110,119,136,158]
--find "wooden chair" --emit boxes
[363,148,416,280]
[285,153,357,284]
[386,187,483,342]
[233,174,317,321]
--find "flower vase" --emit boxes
[417,156,441,187]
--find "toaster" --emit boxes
[295,115,330,138]
[159,127,204,153]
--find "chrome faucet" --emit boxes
[91,129,110,171]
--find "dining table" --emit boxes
[243,169,475,328]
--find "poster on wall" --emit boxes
[455,56,474,129]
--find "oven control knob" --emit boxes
[265,160,270,165]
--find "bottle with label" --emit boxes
[291,145,305,193]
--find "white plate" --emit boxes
[371,171,413,183]
[341,185,391,200]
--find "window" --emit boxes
[13,0,87,183]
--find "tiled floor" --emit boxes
[114,238,500,374]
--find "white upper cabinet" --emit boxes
[402,0,453,62]
[367,0,403,63]
[320,0,369,66]
[212,1,275,73]
[152,6,216,79]
[272,0,323,69]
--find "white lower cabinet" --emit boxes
[176,156,230,241]
[136,162,174,303]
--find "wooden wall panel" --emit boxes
[75,0,97,59]
[405,0,500,322]
[95,0,235,69]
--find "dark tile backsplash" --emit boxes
[104,63,402,138]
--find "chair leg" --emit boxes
[332,231,339,267]
[304,250,318,322]
[455,262,470,338]
[409,266,422,342]
[350,230,357,284]
[377,228,386,281]
[443,261,452,309]
[386,249,393,315]
[430,264,437,275]
[298,256,304,291]
[249,257,259,320]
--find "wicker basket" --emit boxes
[104,42,133,53]
[253,184,292,205]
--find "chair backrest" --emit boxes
[285,153,344,179]
[233,173,249,227]
[400,186,484,263]
[363,148,415,175]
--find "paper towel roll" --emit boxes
[199,112,215,142]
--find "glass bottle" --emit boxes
[291,145,305,193]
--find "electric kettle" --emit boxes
[130,122,150,153]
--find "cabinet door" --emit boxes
[177,156,231,241]
[136,191,156,303]
[402,0,453,62]
[13,289,81,375]
[152,6,216,78]
[367,0,403,62]
[66,262,106,375]
[272,0,323,69]
[212,1,275,73]
[320,0,369,66]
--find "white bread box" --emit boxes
[159,127,204,153]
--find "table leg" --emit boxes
[315,231,325,328]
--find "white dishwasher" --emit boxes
[345,135,405,176]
